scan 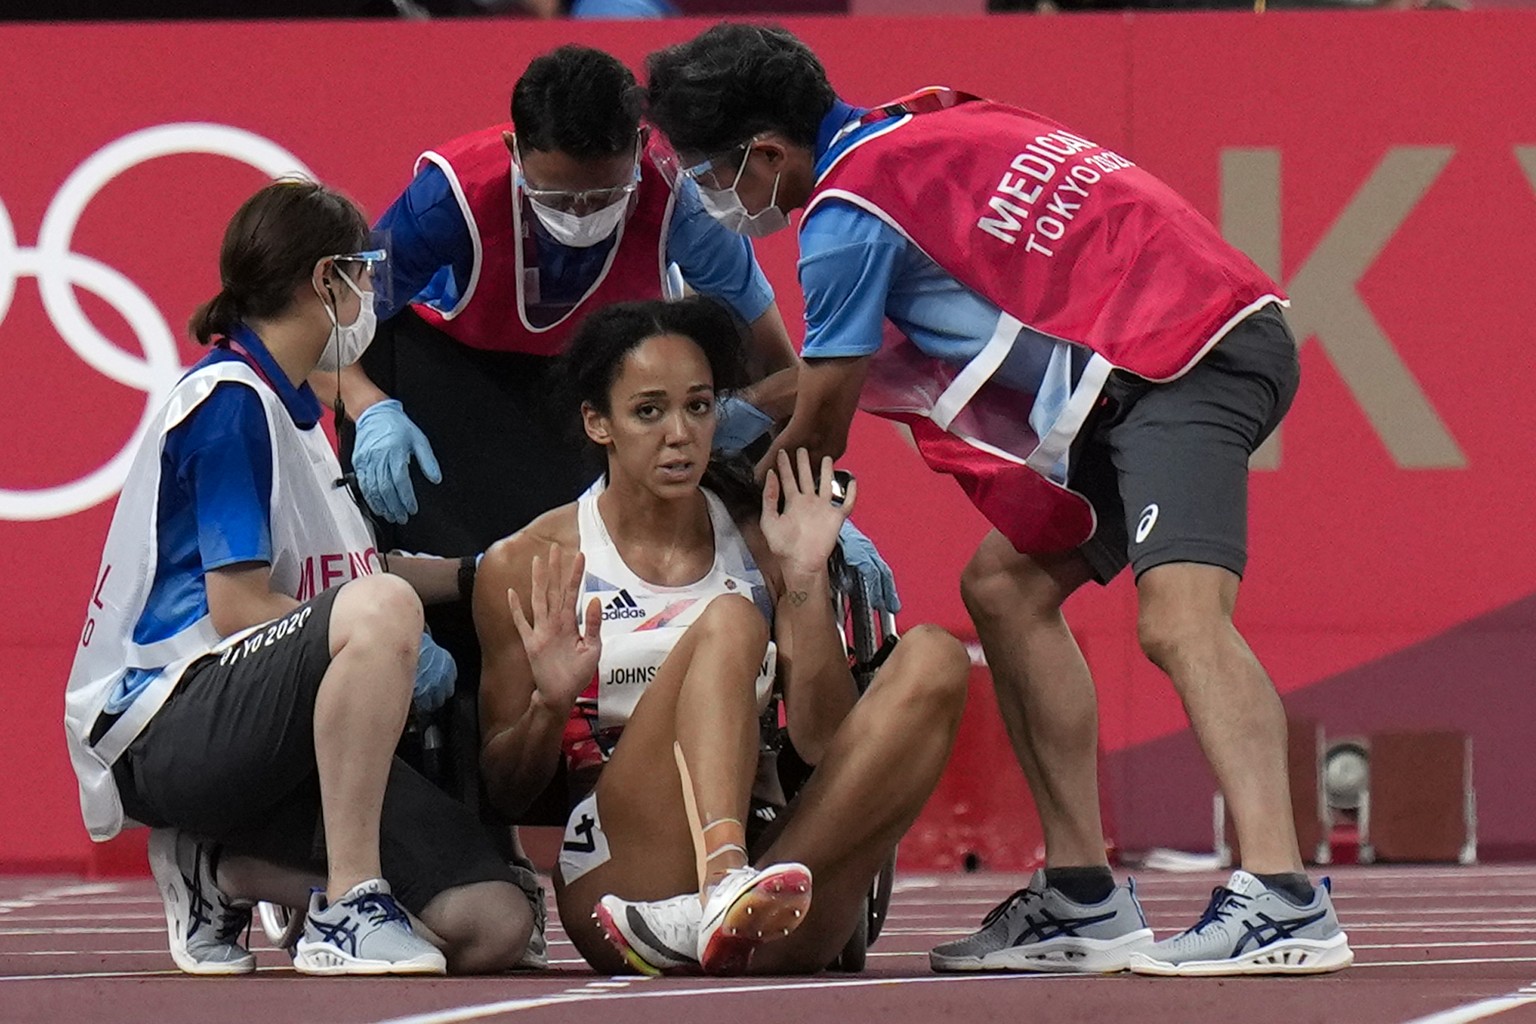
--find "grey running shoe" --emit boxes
[293,878,447,976]
[147,828,255,976]
[1127,870,1353,976]
[930,869,1154,973]
[594,891,702,976]
[508,855,549,970]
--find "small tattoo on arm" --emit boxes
[785,590,810,607]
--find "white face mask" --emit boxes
[698,145,790,238]
[527,193,630,248]
[315,270,376,372]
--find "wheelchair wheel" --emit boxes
[258,900,304,950]
[868,850,897,944]
[827,893,870,973]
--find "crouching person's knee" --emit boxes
[426,881,535,975]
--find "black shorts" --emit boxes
[106,586,514,915]
[1071,302,1300,584]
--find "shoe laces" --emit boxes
[638,892,705,951]
[977,884,1041,930]
[181,846,216,940]
[704,866,756,909]
[1190,886,1249,934]
[213,893,252,946]
[344,892,410,928]
[190,842,250,946]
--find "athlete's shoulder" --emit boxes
[482,504,580,575]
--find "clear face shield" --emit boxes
[652,136,788,238]
[314,232,391,374]
[320,230,392,313]
[651,136,751,193]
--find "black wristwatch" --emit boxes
[458,555,478,604]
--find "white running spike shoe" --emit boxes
[595,861,813,976]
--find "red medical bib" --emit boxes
[805,91,1284,553]
[412,123,675,357]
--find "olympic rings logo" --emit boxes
[0,123,314,522]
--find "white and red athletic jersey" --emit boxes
[560,483,776,775]
[412,123,677,357]
[805,90,1285,553]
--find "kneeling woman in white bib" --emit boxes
[475,297,970,974]
[62,180,533,978]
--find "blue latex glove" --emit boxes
[714,395,775,455]
[839,519,901,614]
[354,399,442,525]
[413,632,457,713]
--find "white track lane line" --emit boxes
[0,969,184,982]
[0,966,292,982]
[0,913,163,923]
[372,974,1088,1024]
[0,927,162,936]
[1396,984,1536,1024]
[1359,957,1536,968]
[1,948,170,957]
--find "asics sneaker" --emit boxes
[508,855,549,970]
[594,891,703,976]
[147,828,256,976]
[930,869,1154,973]
[1127,870,1353,976]
[696,862,812,975]
[293,878,447,976]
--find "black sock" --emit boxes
[1043,866,1116,904]
[1254,872,1314,906]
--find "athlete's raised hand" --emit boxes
[761,447,856,579]
[507,543,602,710]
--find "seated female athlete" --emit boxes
[474,296,970,975]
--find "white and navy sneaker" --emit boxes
[147,829,256,976]
[930,870,1154,973]
[1128,870,1353,976]
[293,879,446,976]
[594,891,702,976]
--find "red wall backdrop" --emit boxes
[3,10,1535,873]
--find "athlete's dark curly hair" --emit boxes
[644,23,836,156]
[557,296,759,520]
[512,45,643,158]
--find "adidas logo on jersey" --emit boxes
[601,589,646,621]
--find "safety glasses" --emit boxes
[321,243,391,309]
[652,137,755,193]
[514,134,643,214]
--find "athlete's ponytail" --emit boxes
[701,452,761,525]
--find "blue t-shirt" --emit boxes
[797,99,1060,396]
[106,325,320,713]
[569,0,678,16]
[374,163,773,326]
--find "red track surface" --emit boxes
[3,865,1536,1024]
